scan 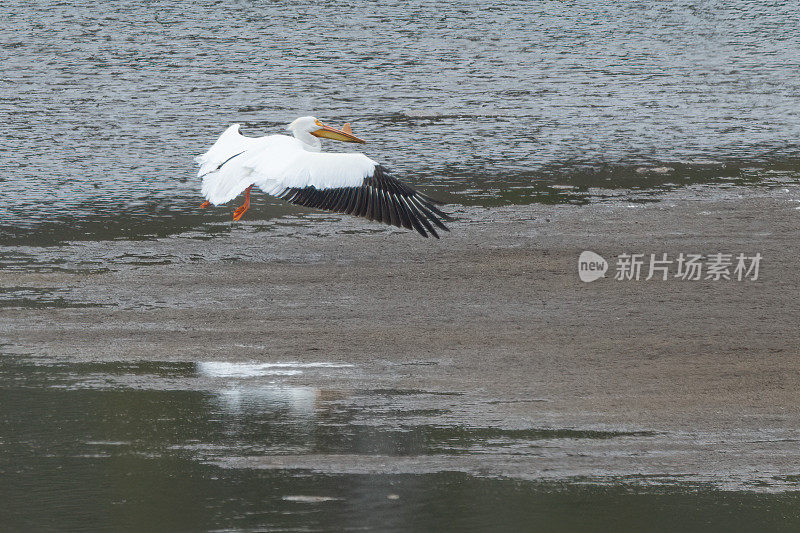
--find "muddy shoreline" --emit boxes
[3,189,800,489]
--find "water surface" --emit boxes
[2,355,800,531]
[2,0,800,245]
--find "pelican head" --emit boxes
[287,116,366,148]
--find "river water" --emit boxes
[2,0,800,246]
[3,1,800,530]
[3,354,800,531]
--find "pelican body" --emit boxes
[196,116,450,238]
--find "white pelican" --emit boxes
[196,116,450,238]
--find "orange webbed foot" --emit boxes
[200,200,211,208]
[232,204,249,221]
[232,185,253,221]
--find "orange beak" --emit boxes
[310,120,366,143]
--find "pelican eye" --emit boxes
[314,120,323,127]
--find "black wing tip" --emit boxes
[373,166,453,233]
[278,171,453,238]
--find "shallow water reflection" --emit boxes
[2,356,800,530]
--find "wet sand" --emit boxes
[3,188,800,489]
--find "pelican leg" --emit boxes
[200,200,211,208]
[233,185,253,221]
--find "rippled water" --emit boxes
[3,355,800,531]
[2,0,800,244]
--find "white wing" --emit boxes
[249,151,449,238]
[195,124,275,205]
[250,151,378,196]
[196,126,450,238]
[195,124,262,175]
